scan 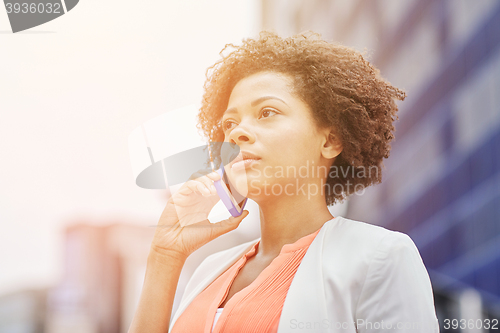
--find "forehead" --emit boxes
[227,71,295,104]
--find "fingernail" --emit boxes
[210,185,216,192]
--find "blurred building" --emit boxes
[262,0,500,330]
[46,223,138,333]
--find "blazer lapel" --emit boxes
[169,238,260,331]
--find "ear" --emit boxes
[321,130,343,160]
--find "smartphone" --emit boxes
[213,163,248,217]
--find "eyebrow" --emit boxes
[223,96,288,116]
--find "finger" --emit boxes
[196,182,212,196]
[188,169,211,181]
[191,171,220,183]
[205,171,221,181]
[189,166,219,179]
[177,180,204,196]
[188,171,220,195]
[194,176,218,196]
[210,210,250,237]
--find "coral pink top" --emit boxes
[171,227,322,333]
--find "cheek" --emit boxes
[283,128,320,160]
[266,134,300,166]
[264,116,321,165]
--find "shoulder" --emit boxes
[333,218,439,329]
[318,216,427,290]
[326,217,432,297]
[320,217,438,329]
[323,216,418,258]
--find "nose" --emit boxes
[227,122,255,145]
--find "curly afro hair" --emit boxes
[197,30,406,206]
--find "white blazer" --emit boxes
[169,216,440,332]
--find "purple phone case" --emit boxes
[214,164,247,217]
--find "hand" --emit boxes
[150,170,249,260]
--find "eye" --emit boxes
[260,108,278,119]
[222,119,237,132]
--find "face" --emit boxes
[220,71,340,202]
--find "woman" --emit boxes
[129,31,439,333]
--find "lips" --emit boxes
[230,151,261,169]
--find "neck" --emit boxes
[254,190,334,259]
